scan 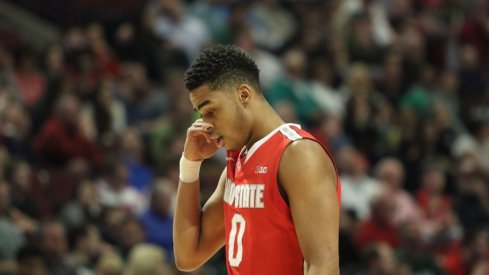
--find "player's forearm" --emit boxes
[173,180,204,270]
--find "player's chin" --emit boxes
[222,139,239,151]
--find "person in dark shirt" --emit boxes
[34,94,101,168]
[140,181,174,259]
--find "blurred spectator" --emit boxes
[338,146,382,220]
[188,0,235,44]
[29,71,67,136]
[118,63,169,125]
[0,147,6,181]
[85,23,121,79]
[272,101,300,128]
[60,180,102,231]
[13,48,47,107]
[113,23,145,63]
[0,102,32,159]
[376,53,407,106]
[309,60,345,118]
[0,86,17,119]
[9,160,38,219]
[332,0,395,48]
[119,128,154,192]
[345,12,386,65]
[40,220,77,275]
[464,228,489,275]
[80,78,126,147]
[140,10,189,79]
[342,63,384,155]
[465,86,489,127]
[94,251,124,275]
[452,155,489,233]
[441,227,489,275]
[96,161,145,214]
[140,180,174,259]
[398,21,427,86]
[433,70,460,120]
[338,207,361,273]
[355,193,400,250]
[459,1,489,69]
[266,48,323,127]
[148,74,194,170]
[146,0,210,61]
[452,119,489,175]
[370,99,402,159]
[16,245,45,275]
[99,208,127,247]
[374,157,421,225]
[359,242,409,275]
[234,28,283,91]
[68,223,112,273]
[396,220,445,274]
[124,244,174,275]
[311,115,351,155]
[0,46,17,96]
[416,164,457,242]
[457,43,487,118]
[34,94,102,168]
[117,216,146,260]
[0,181,25,260]
[42,44,65,81]
[248,0,297,52]
[400,65,437,116]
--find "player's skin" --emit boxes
[173,83,340,275]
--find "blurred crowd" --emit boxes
[0,0,489,274]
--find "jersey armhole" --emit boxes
[276,125,304,205]
[276,137,304,205]
[276,136,340,206]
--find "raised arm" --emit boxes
[279,139,340,275]
[173,119,226,271]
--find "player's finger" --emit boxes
[188,127,213,143]
[191,119,213,128]
[193,122,214,133]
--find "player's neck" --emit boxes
[245,103,284,149]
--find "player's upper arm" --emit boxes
[279,139,340,274]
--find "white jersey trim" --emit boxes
[279,125,302,141]
[243,123,301,163]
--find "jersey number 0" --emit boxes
[228,213,246,266]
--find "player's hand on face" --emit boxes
[184,119,222,161]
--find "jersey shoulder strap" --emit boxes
[279,125,303,141]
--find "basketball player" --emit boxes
[173,45,341,274]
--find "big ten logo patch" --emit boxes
[255,166,268,174]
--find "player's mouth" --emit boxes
[216,136,224,147]
[209,133,225,147]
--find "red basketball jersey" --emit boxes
[223,124,341,275]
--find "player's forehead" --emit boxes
[189,85,228,111]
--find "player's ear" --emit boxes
[237,84,251,105]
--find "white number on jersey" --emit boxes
[228,213,246,267]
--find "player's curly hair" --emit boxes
[184,44,260,92]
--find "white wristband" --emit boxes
[179,154,202,183]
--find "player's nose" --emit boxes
[202,122,214,131]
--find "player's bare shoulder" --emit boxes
[279,138,336,188]
[281,138,328,165]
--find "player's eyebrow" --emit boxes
[194,99,211,112]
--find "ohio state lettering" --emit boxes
[223,179,265,209]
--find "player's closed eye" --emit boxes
[204,110,215,118]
